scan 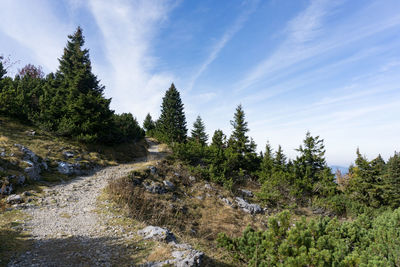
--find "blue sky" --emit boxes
[1,0,400,166]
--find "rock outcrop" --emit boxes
[138,226,204,267]
[15,144,45,181]
[6,194,23,204]
[57,162,81,176]
[235,197,262,214]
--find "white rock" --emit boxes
[221,197,232,206]
[235,197,262,214]
[7,194,22,204]
[137,226,176,243]
[239,189,254,197]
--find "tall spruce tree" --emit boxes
[157,83,187,143]
[228,104,255,154]
[191,115,208,145]
[56,26,113,142]
[274,145,287,171]
[143,113,155,132]
[347,150,385,207]
[294,132,330,195]
[384,152,400,208]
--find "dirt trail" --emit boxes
[8,139,163,267]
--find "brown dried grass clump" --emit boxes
[106,175,196,233]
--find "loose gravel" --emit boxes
[8,141,161,267]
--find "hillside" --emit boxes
[0,116,148,265]
[1,136,266,266]
[0,115,147,195]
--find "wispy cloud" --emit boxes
[237,0,335,92]
[0,0,70,72]
[236,0,400,93]
[88,0,179,120]
[186,0,259,91]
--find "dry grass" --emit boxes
[146,244,173,262]
[0,115,148,201]
[59,212,71,219]
[0,209,32,267]
[0,116,147,166]
[105,161,268,266]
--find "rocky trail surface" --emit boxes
[8,140,165,267]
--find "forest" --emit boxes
[1,27,400,266]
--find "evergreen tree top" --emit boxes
[191,115,208,145]
[143,113,155,131]
[229,104,254,154]
[57,26,103,96]
[158,83,187,143]
[211,129,226,149]
[0,56,7,79]
[295,131,328,182]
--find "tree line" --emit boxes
[144,81,400,266]
[0,27,144,144]
[143,83,400,216]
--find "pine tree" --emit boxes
[228,104,254,154]
[157,83,187,143]
[55,27,113,142]
[384,152,400,208]
[143,113,155,132]
[191,115,208,145]
[274,145,287,171]
[294,132,329,195]
[347,149,385,207]
[260,142,274,179]
[211,129,226,149]
[0,56,6,80]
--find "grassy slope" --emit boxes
[105,159,271,266]
[0,115,147,187]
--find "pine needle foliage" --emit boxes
[156,83,187,144]
[190,115,208,145]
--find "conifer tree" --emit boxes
[55,27,113,142]
[191,115,208,145]
[294,132,330,195]
[157,83,187,143]
[143,113,155,132]
[0,56,6,80]
[384,152,400,208]
[260,142,274,178]
[228,104,255,154]
[274,145,287,171]
[211,129,226,149]
[348,149,385,207]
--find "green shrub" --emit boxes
[218,209,400,266]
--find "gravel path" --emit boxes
[8,140,162,267]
